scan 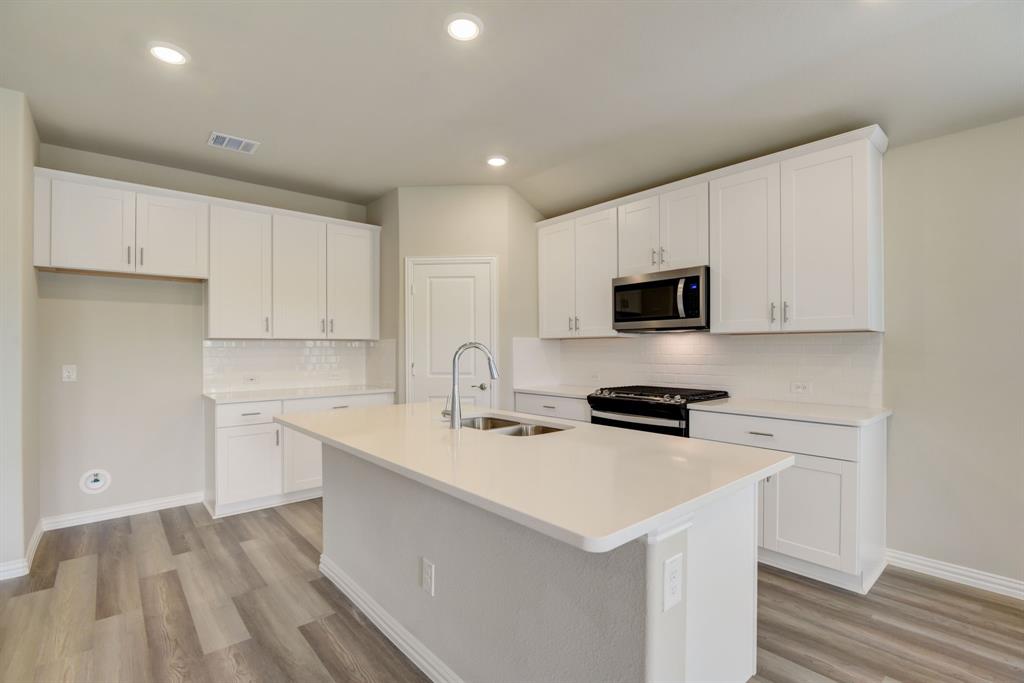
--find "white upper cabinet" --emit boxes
[574,208,618,337]
[538,211,618,339]
[659,182,709,270]
[538,126,886,336]
[207,205,272,339]
[710,163,781,333]
[617,196,660,276]
[49,178,135,273]
[326,223,380,340]
[780,140,882,332]
[538,220,576,339]
[272,214,328,339]
[136,193,209,278]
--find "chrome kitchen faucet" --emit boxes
[447,342,499,429]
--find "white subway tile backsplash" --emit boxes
[203,339,375,392]
[516,332,882,408]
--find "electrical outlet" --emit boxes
[790,381,812,395]
[421,558,436,597]
[663,553,683,611]
[243,375,259,385]
[61,364,78,382]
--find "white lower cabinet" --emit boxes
[513,392,590,421]
[690,408,887,594]
[216,423,283,506]
[205,392,394,516]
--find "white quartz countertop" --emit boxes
[512,384,597,399]
[689,398,892,427]
[203,384,395,404]
[275,402,793,553]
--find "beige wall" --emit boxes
[37,274,205,517]
[0,88,40,566]
[367,189,399,340]
[884,116,1024,580]
[387,186,541,409]
[38,144,367,222]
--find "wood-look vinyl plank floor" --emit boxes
[2,498,1020,683]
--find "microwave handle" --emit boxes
[677,279,687,319]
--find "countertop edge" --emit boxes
[204,386,396,404]
[689,399,892,427]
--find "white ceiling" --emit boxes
[1,1,1021,217]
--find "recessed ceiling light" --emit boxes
[148,41,190,65]
[446,13,482,41]
[486,155,508,167]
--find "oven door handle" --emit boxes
[677,278,686,319]
[591,410,684,428]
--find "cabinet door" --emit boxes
[537,220,576,339]
[207,205,272,339]
[762,454,858,573]
[617,196,660,276]
[659,182,709,270]
[273,215,327,339]
[781,141,869,331]
[709,163,781,333]
[136,193,209,278]
[50,179,135,272]
[215,423,283,505]
[326,223,379,340]
[573,208,618,337]
[282,428,323,493]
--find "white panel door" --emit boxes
[207,205,273,338]
[136,193,209,278]
[50,178,135,272]
[659,182,709,270]
[573,208,618,337]
[617,196,660,276]
[537,220,576,339]
[781,141,869,331]
[216,423,283,505]
[762,454,858,573]
[326,223,379,340]
[273,215,327,339]
[709,163,781,333]
[408,260,495,411]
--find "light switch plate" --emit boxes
[663,553,683,611]
[61,364,77,382]
[421,558,435,597]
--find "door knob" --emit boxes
[473,383,488,391]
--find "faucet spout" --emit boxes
[448,342,499,429]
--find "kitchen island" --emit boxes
[276,402,793,683]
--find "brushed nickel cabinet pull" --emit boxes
[265,317,270,332]
[332,405,349,409]
[127,246,131,264]
[241,411,261,416]
[321,319,326,333]
[330,319,334,334]
[140,247,144,266]
[542,404,557,409]
[651,248,657,265]
[574,316,579,331]
[769,302,776,323]
[568,316,573,332]
[748,431,774,438]
[275,429,280,446]
[783,301,790,323]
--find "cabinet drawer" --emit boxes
[215,400,282,427]
[282,392,394,414]
[514,393,590,422]
[690,411,858,461]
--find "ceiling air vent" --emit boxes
[207,131,260,154]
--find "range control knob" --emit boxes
[674,395,682,401]
[663,394,671,401]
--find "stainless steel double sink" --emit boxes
[460,416,567,437]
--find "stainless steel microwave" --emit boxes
[612,266,709,332]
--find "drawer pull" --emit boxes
[332,405,349,409]
[241,412,261,416]
[542,405,557,409]
[748,431,774,437]
[275,429,280,446]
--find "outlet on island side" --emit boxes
[663,553,683,611]
[789,381,812,395]
[421,557,436,597]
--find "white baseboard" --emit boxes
[319,554,463,683]
[40,490,205,531]
[0,518,45,580]
[886,549,1024,600]
[211,488,322,519]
